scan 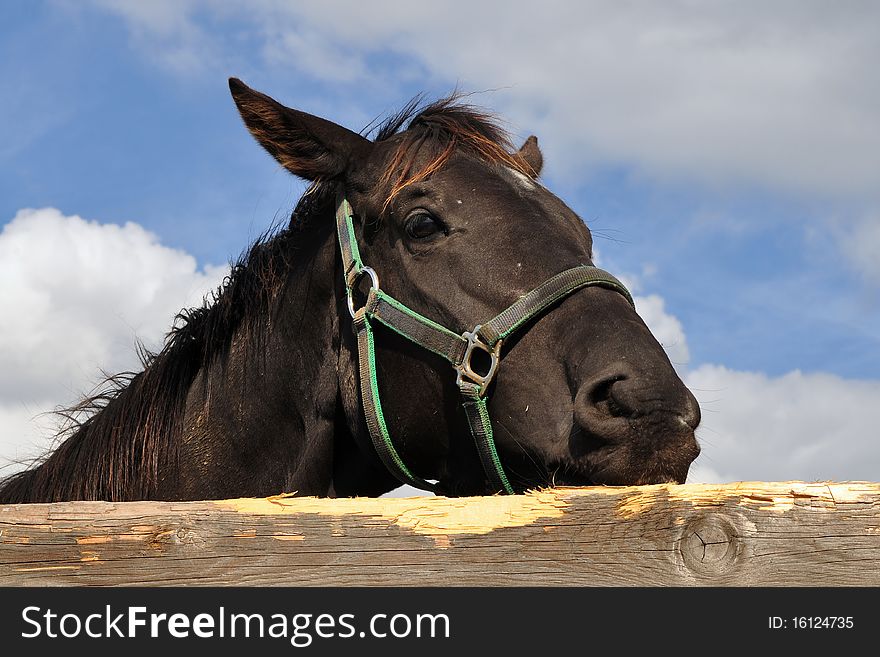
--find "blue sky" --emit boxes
[2,1,878,483]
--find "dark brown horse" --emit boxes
[0,79,700,502]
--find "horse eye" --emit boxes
[405,211,443,239]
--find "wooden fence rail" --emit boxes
[2,481,878,586]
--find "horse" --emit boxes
[0,79,701,503]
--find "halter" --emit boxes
[336,193,634,494]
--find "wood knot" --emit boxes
[678,513,741,577]
[148,527,199,550]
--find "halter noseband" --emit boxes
[337,194,634,494]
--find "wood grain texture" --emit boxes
[2,481,878,586]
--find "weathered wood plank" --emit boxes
[2,481,878,586]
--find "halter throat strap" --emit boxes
[335,194,634,494]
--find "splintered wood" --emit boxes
[2,481,878,586]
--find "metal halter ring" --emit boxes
[347,267,380,318]
[455,326,502,396]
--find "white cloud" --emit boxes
[0,402,59,468]
[86,0,880,201]
[835,213,880,285]
[0,208,227,466]
[634,294,691,374]
[686,364,880,484]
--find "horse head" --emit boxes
[231,79,700,496]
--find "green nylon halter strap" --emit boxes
[352,308,439,492]
[477,265,634,346]
[459,382,513,493]
[335,193,633,495]
[366,291,468,365]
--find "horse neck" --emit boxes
[171,217,346,500]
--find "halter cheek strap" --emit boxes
[336,194,634,494]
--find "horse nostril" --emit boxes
[588,375,628,418]
[573,369,633,437]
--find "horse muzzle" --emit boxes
[566,360,702,485]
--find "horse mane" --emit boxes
[0,95,525,503]
[373,93,536,207]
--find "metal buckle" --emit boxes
[347,267,379,318]
[455,326,502,396]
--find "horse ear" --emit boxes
[516,135,543,178]
[229,77,371,181]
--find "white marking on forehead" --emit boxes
[504,166,537,192]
